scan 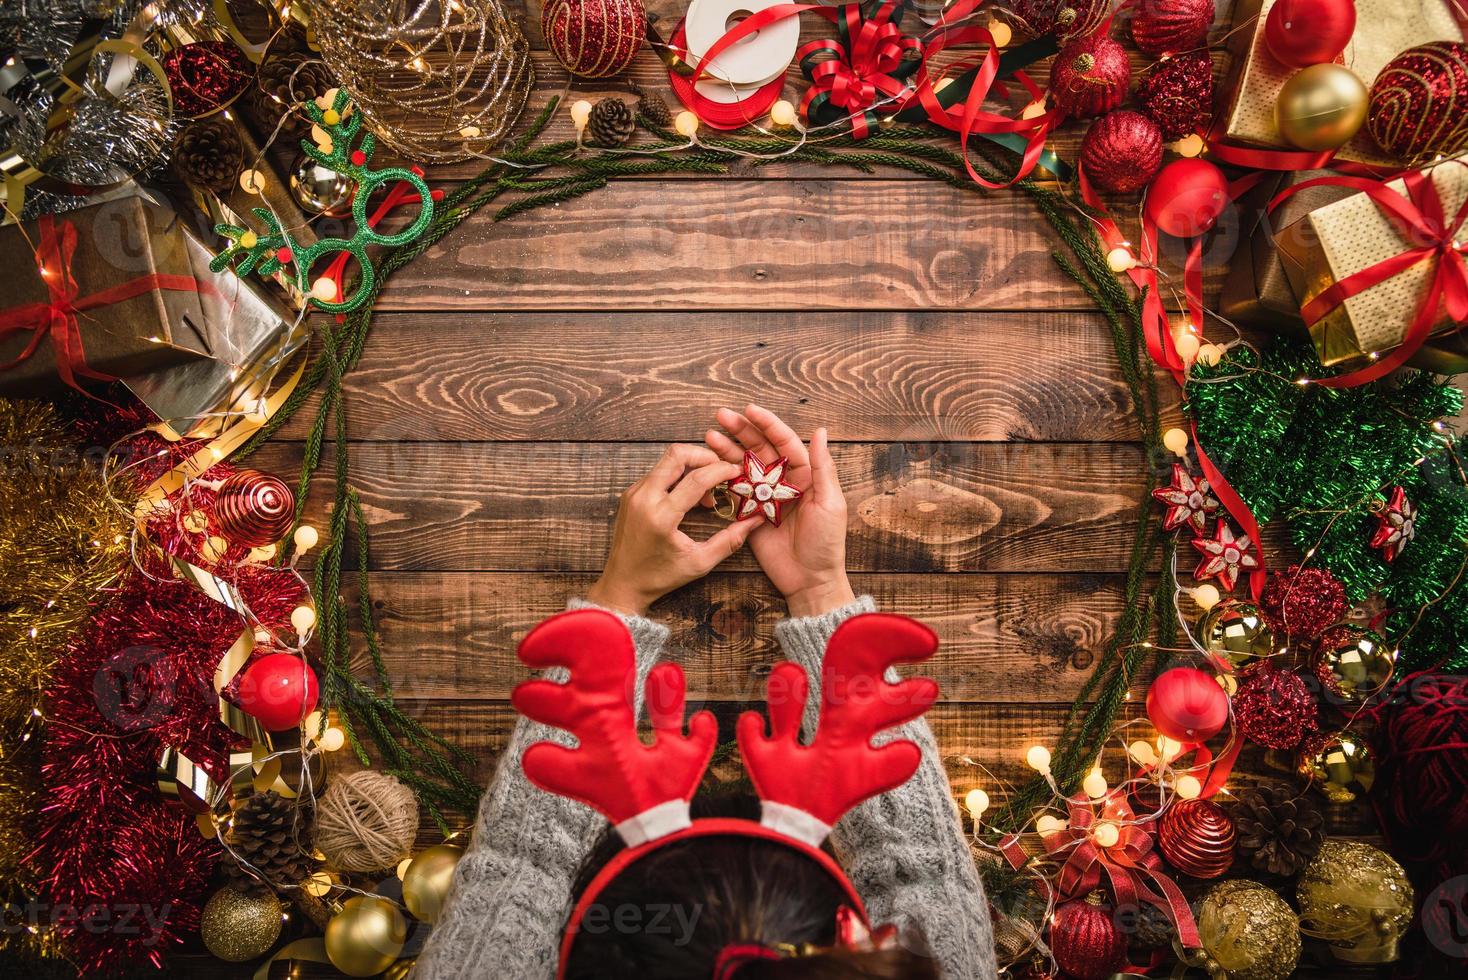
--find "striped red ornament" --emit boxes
[1130,0,1214,58]
[1368,41,1468,165]
[1158,798,1236,878]
[213,468,296,547]
[542,0,646,79]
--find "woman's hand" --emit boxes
[586,444,757,616]
[706,405,856,617]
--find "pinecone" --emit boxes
[173,118,243,194]
[1232,783,1326,877]
[224,791,315,895]
[252,53,336,135]
[1130,903,1173,949]
[587,97,635,148]
[628,80,673,130]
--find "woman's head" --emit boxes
[564,793,940,980]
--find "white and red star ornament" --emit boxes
[1191,521,1260,592]
[1152,464,1220,536]
[1370,485,1417,562]
[728,451,803,527]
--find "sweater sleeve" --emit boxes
[773,598,997,980]
[411,603,671,980]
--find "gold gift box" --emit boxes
[1274,157,1468,367]
[1219,0,1462,166]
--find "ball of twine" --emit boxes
[315,771,420,872]
[311,0,532,163]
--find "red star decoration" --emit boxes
[1151,464,1220,536]
[729,451,803,527]
[1191,522,1260,592]
[1370,485,1417,562]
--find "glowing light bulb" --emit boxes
[319,727,345,752]
[304,871,334,897]
[182,510,208,533]
[291,605,317,634]
[769,100,797,127]
[1082,769,1108,800]
[570,99,592,133]
[1162,427,1189,457]
[459,124,482,138]
[294,524,319,553]
[304,710,325,737]
[1190,584,1221,611]
[311,278,337,302]
[1174,331,1201,363]
[1092,821,1120,847]
[247,543,277,563]
[1174,133,1205,157]
[1128,740,1158,766]
[1025,745,1051,774]
[989,20,1012,47]
[675,110,701,138]
[1175,774,1202,799]
[239,169,265,194]
[1217,673,1238,695]
[1035,814,1066,836]
[1196,343,1224,367]
[1021,100,1047,120]
[202,535,229,561]
[1156,736,1183,763]
[1106,247,1135,272]
[964,789,990,819]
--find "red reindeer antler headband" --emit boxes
[512,608,940,977]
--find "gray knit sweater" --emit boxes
[412,597,996,979]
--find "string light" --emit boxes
[1175,774,1202,799]
[1156,735,1184,763]
[1082,767,1108,799]
[769,100,797,128]
[1173,134,1205,157]
[1092,821,1120,847]
[570,99,592,136]
[964,788,990,819]
[1189,584,1221,611]
[1035,814,1067,836]
[291,605,317,635]
[675,111,701,139]
[1162,427,1189,457]
[1025,745,1052,774]
[1196,343,1224,367]
[989,19,1012,47]
[1128,740,1158,766]
[293,524,320,553]
[1106,246,1136,272]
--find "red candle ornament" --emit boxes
[1147,666,1228,742]
[1131,0,1215,58]
[1144,158,1229,238]
[1050,34,1132,119]
[1050,897,1128,980]
[542,0,646,78]
[1081,110,1164,194]
[1158,798,1236,878]
[213,469,296,547]
[1263,0,1356,69]
[237,652,320,731]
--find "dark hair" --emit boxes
[564,791,940,980]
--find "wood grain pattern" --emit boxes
[275,311,1181,443]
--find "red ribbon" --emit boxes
[1270,164,1468,387]
[797,1,922,138]
[0,214,203,396]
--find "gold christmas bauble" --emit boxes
[1276,64,1369,151]
[1194,879,1300,980]
[402,843,465,924]
[1199,600,1274,669]
[200,887,283,963]
[1313,625,1396,703]
[1298,729,1375,804]
[1297,840,1414,964]
[325,896,408,977]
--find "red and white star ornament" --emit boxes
[1191,522,1260,592]
[1152,464,1220,536]
[728,451,803,527]
[1370,485,1417,562]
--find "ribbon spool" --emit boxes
[669,20,787,129]
[684,0,800,88]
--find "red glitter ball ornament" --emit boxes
[1050,897,1128,980]
[1158,798,1236,878]
[1233,663,1317,749]
[1259,564,1347,640]
[1050,34,1132,119]
[1369,41,1468,165]
[1006,0,1112,41]
[1081,110,1164,193]
[1264,0,1356,69]
[1148,666,1229,742]
[1131,0,1215,58]
[542,0,646,78]
[1138,50,1214,140]
[161,40,254,118]
[237,652,320,731]
[213,468,296,547]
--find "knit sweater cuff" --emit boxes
[567,597,670,657]
[773,595,878,670]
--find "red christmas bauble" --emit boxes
[1050,898,1128,980]
[1147,666,1228,742]
[237,653,320,731]
[1259,564,1347,640]
[1131,0,1215,58]
[1233,663,1317,749]
[1050,34,1132,119]
[1081,110,1164,193]
[1138,50,1214,140]
[1264,0,1356,68]
[1007,0,1111,42]
[542,0,646,78]
[1158,798,1236,878]
[1368,41,1468,165]
[213,469,296,547]
[1144,158,1229,237]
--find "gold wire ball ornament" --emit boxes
[1191,879,1300,980]
[309,0,533,163]
[1297,840,1414,964]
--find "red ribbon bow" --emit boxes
[798,1,922,138]
[1272,163,1468,387]
[0,214,202,396]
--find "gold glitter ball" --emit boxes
[200,887,282,962]
[1298,840,1414,964]
[1195,879,1300,980]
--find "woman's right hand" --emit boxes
[586,444,757,617]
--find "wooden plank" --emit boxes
[253,440,1255,573]
[343,571,1145,703]
[276,311,1182,443]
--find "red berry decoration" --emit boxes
[1263,0,1356,69]
[1081,110,1164,194]
[1147,666,1229,742]
[1050,896,1128,980]
[542,0,646,78]
[1050,34,1132,119]
[1007,0,1111,42]
[1369,42,1468,166]
[1138,50,1214,141]
[1233,663,1317,750]
[1145,158,1230,238]
[237,653,320,731]
[1131,0,1215,58]
[1259,564,1347,640]
[213,469,296,547]
[1158,798,1236,878]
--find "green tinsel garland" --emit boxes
[1187,339,1467,670]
